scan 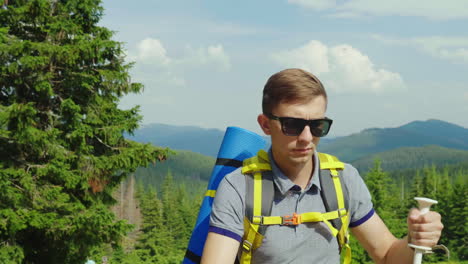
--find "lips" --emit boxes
[292,148,313,154]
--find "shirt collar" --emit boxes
[267,148,321,196]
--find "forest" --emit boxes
[88,155,466,264]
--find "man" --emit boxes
[201,68,443,263]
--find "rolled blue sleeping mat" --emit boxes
[183,127,267,264]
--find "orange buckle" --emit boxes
[282,212,302,225]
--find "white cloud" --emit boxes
[123,39,232,113]
[131,38,231,71]
[329,45,404,93]
[136,38,171,66]
[208,45,231,70]
[271,40,330,74]
[327,11,366,19]
[271,40,405,93]
[373,35,468,64]
[413,37,468,64]
[204,22,260,36]
[288,0,468,20]
[179,44,231,71]
[287,0,336,10]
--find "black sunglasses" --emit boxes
[265,113,333,137]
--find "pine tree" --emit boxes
[421,165,438,198]
[409,170,424,203]
[444,173,467,260]
[135,186,170,263]
[356,159,394,263]
[365,160,394,214]
[0,0,168,262]
[365,160,405,237]
[174,183,198,252]
[161,171,183,259]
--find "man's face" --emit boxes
[258,96,327,170]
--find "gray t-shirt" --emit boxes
[209,151,374,264]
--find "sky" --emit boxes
[100,0,468,137]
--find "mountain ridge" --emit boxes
[128,119,468,163]
[351,145,468,172]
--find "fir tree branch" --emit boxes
[95,136,120,151]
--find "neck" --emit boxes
[276,156,315,190]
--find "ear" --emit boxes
[257,114,271,135]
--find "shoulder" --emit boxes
[339,162,368,191]
[210,168,247,241]
[341,163,374,223]
[216,167,247,202]
[318,152,363,185]
[222,167,246,190]
[342,163,362,180]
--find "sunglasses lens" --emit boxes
[310,120,331,137]
[281,118,305,136]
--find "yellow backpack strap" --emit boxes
[240,150,273,264]
[240,172,262,264]
[240,151,351,263]
[318,152,351,264]
[241,149,271,174]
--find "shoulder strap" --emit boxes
[244,150,274,235]
[240,150,274,263]
[318,152,348,232]
[242,149,271,174]
[245,171,274,235]
[318,152,351,263]
[319,166,349,234]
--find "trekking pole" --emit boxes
[408,197,438,264]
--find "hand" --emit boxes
[407,208,444,248]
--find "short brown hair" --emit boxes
[262,68,327,114]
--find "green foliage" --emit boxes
[442,176,467,260]
[134,150,213,198]
[348,235,372,264]
[136,149,215,182]
[89,157,466,263]
[352,159,468,263]
[96,173,203,263]
[0,0,168,262]
[366,160,407,238]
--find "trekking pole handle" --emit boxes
[408,197,438,264]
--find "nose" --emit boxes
[297,125,313,143]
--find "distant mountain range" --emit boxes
[129,119,468,156]
[128,123,227,157]
[319,119,468,162]
[128,119,468,172]
[351,145,468,172]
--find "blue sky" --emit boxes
[100,0,468,137]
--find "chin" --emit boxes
[289,154,313,165]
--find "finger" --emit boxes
[408,208,421,222]
[409,238,439,248]
[409,231,441,248]
[420,212,442,223]
[410,234,441,246]
[410,230,442,240]
[409,222,444,232]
